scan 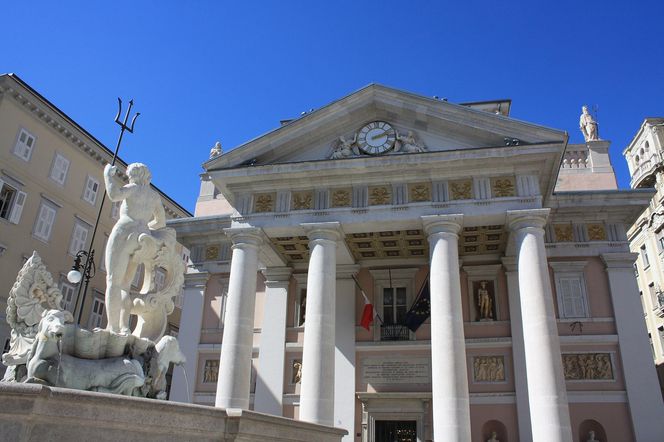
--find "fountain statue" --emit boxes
[2,162,186,399]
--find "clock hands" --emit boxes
[370,130,392,141]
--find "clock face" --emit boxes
[357,121,396,155]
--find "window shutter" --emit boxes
[559,277,586,318]
[9,191,27,224]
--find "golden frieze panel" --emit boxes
[553,224,574,242]
[291,191,314,210]
[408,182,431,202]
[330,188,352,208]
[587,223,607,241]
[368,186,392,206]
[449,180,473,200]
[205,245,220,261]
[253,192,276,213]
[563,353,613,381]
[491,176,516,198]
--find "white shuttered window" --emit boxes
[50,153,70,185]
[13,128,36,161]
[69,221,90,256]
[82,176,100,205]
[556,276,589,318]
[34,202,57,241]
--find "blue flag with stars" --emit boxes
[403,278,430,332]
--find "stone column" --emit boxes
[299,222,342,426]
[215,228,262,410]
[170,270,209,403]
[507,209,572,441]
[421,214,471,440]
[254,267,292,416]
[601,253,664,439]
[501,257,532,441]
[335,264,359,441]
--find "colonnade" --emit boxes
[213,210,578,440]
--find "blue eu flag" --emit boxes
[403,279,430,332]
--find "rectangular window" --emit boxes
[33,201,57,241]
[641,245,650,269]
[383,287,408,325]
[155,268,166,290]
[0,179,27,224]
[556,277,588,318]
[13,128,36,161]
[88,297,105,329]
[132,264,144,289]
[59,278,77,312]
[49,153,70,185]
[82,176,100,205]
[658,234,664,254]
[110,201,121,220]
[69,221,90,256]
[659,327,664,356]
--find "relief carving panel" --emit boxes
[562,353,613,380]
[472,355,505,382]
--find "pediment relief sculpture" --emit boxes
[328,121,426,159]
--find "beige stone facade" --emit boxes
[624,117,664,394]
[169,85,663,441]
[0,74,191,365]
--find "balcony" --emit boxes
[380,324,411,341]
[630,152,662,189]
[656,292,664,318]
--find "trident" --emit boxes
[72,98,140,325]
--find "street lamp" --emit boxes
[69,98,139,325]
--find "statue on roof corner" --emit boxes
[209,141,223,158]
[580,105,600,142]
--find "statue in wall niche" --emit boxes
[580,105,600,142]
[209,141,223,158]
[103,163,185,339]
[487,431,499,442]
[394,130,426,153]
[292,360,302,384]
[476,280,494,321]
[587,430,598,441]
[330,134,360,159]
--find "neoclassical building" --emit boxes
[623,117,664,394]
[169,85,664,441]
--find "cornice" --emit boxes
[0,76,190,219]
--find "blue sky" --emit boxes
[2,1,663,212]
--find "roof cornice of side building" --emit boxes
[623,117,664,156]
[0,73,192,218]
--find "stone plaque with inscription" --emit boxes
[362,357,431,384]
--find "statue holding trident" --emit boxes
[103,162,184,339]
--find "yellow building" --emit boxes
[0,73,191,360]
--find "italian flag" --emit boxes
[360,291,374,331]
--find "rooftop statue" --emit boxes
[209,141,223,158]
[580,105,600,142]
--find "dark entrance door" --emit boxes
[374,420,417,442]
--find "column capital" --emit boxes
[501,256,517,273]
[261,266,293,288]
[601,252,638,270]
[301,222,343,242]
[223,227,263,248]
[184,270,210,288]
[337,264,360,279]
[421,214,463,236]
[506,208,550,231]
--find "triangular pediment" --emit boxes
[206,84,566,171]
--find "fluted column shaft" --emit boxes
[215,228,262,409]
[422,214,471,441]
[507,209,572,441]
[299,222,342,426]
